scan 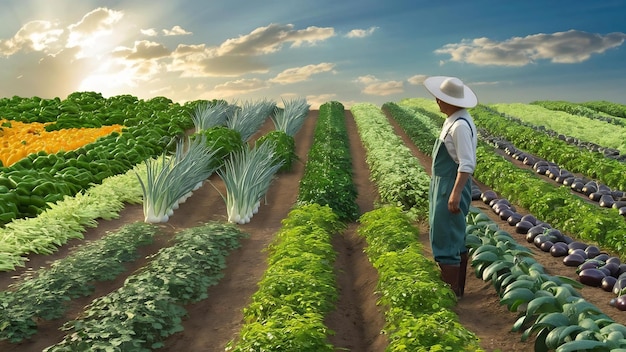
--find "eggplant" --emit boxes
[527,224,548,236]
[599,194,615,208]
[578,268,606,287]
[568,248,588,259]
[507,213,522,226]
[582,181,598,195]
[602,276,617,292]
[563,253,586,267]
[618,264,626,276]
[620,207,626,217]
[550,242,569,257]
[613,276,626,295]
[606,257,622,266]
[561,235,574,244]
[526,231,539,243]
[481,190,498,204]
[533,160,550,171]
[570,180,585,192]
[515,220,534,234]
[499,208,514,221]
[568,241,588,251]
[545,228,564,242]
[613,200,626,209]
[614,295,626,311]
[539,240,553,252]
[601,262,620,277]
[585,245,601,258]
[588,191,607,202]
[595,253,610,262]
[520,214,538,226]
[577,260,600,273]
[534,234,550,248]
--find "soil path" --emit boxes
[2,107,625,352]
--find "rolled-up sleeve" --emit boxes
[450,123,476,174]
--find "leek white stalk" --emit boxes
[136,135,220,223]
[216,142,283,224]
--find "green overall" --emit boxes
[429,118,473,265]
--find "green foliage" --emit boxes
[0,222,157,343]
[490,103,626,154]
[472,105,626,191]
[466,207,626,351]
[227,204,339,352]
[351,102,430,219]
[256,130,297,171]
[46,222,247,351]
[357,206,484,352]
[297,101,359,222]
[531,100,625,126]
[192,126,243,170]
[474,143,626,257]
[581,100,626,119]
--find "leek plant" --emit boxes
[216,142,283,224]
[136,135,220,223]
[226,99,276,142]
[191,100,237,133]
[272,97,310,136]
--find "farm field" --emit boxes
[1,96,626,351]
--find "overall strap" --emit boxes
[445,117,474,138]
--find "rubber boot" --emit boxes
[458,252,468,298]
[439,263,461,297]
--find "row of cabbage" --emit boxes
[390,100,626,257]
[350,103,483,350]
[466,208,626,351]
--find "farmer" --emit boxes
[423,76,478,298]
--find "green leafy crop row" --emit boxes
[45,222,247,352]
[226,204,342,352]
[358,206,484,351]
[296,101,359,222]
[0,222,158,342]
[350,103,430,219]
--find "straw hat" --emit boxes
[424,76,477,108]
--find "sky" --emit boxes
[1,0,625,109]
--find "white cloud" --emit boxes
[217,23,334,56]
[436,30,626,66]
[171,24,334,77]
[269,63,335,84]
[356,75,404,96]
[141,28,159,37]
[407,74,428,85]
[66,7,124,48]
[0,20,64,56]
[113,40,171,60]
[305,93,337,109]
[163,25,192,36]
[208,78,270,98]
[345,26,378,38]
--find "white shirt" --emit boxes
[438,109,477,174]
